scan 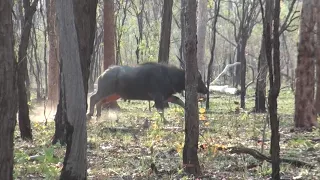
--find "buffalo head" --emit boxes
[196,72,208,94]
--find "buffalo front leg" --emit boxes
[166,96,185,109]
[154,96,168,124]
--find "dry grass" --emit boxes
[14,87,320,179]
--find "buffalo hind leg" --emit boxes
[87,93,102,119]
[96,94,121,118]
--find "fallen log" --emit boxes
[218,146,314,168]
[209,85,240,95]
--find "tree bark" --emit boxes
[52,0,98,145]
[47,0,60,107]
[314,2,320,114]
[183,0,201,176]
[206,0,221,110]
[103,0,120,110]
[73,0,98,105]
[179,0,186,68]
[267,0,281,178]
[17,0,39,141]
[197,0,208,79]
[254,36,268,112]
[0,0,17,178]
[56,0,88,179]
[239,38,248,109]
[158,0,173,64]
[294,0,318,129]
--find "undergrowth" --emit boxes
[14,87,320,179]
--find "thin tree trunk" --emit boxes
[158,0,173,64]
[183,0,201,176]
[17,0,39,141]
[239,38,248,109]
[47,0,60,107]
[103,0,120,110]
[294,0,318,129]
[40,0,48,98]
[267,0,281,178]
[206,0,221,109]
[254,38,268,113]
[197,0,208,79]
[179,0,186,68]
[0,1,17,178]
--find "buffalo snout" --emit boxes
[197,75,208,94]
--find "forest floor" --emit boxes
[14,87,320,180]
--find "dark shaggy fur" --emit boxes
[87,62,208,117]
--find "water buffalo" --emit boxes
[87,62,208,119]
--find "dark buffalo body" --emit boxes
[87,62,208,117]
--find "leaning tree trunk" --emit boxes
[158,0,173,64]
[0,1,17,178]
[294,0,318,129]
[56,0,88,179]
[17,0,39,141]
[183,0,201,176]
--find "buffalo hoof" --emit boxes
[86,114,93,120]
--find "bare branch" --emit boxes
[279,0,298,35]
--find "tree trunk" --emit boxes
[183,0,201,176]
[17,0,39,141]
[0,1,17,178]
[52,0,98,145]
[294,0,318,129]
[103,0,120,110]
[254,36,268,112]
[73,0,98,105]
[47,0,60,107]
[158,0,173,64]
[206,0,221,110]
[239,38,248,109]
[56,0,88,179]
[134,0,145,64]
[266,0,281,178]
[179,0,186,68]
[254,0,274,113]
[314,3,320,114]
[197,0,208,79]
